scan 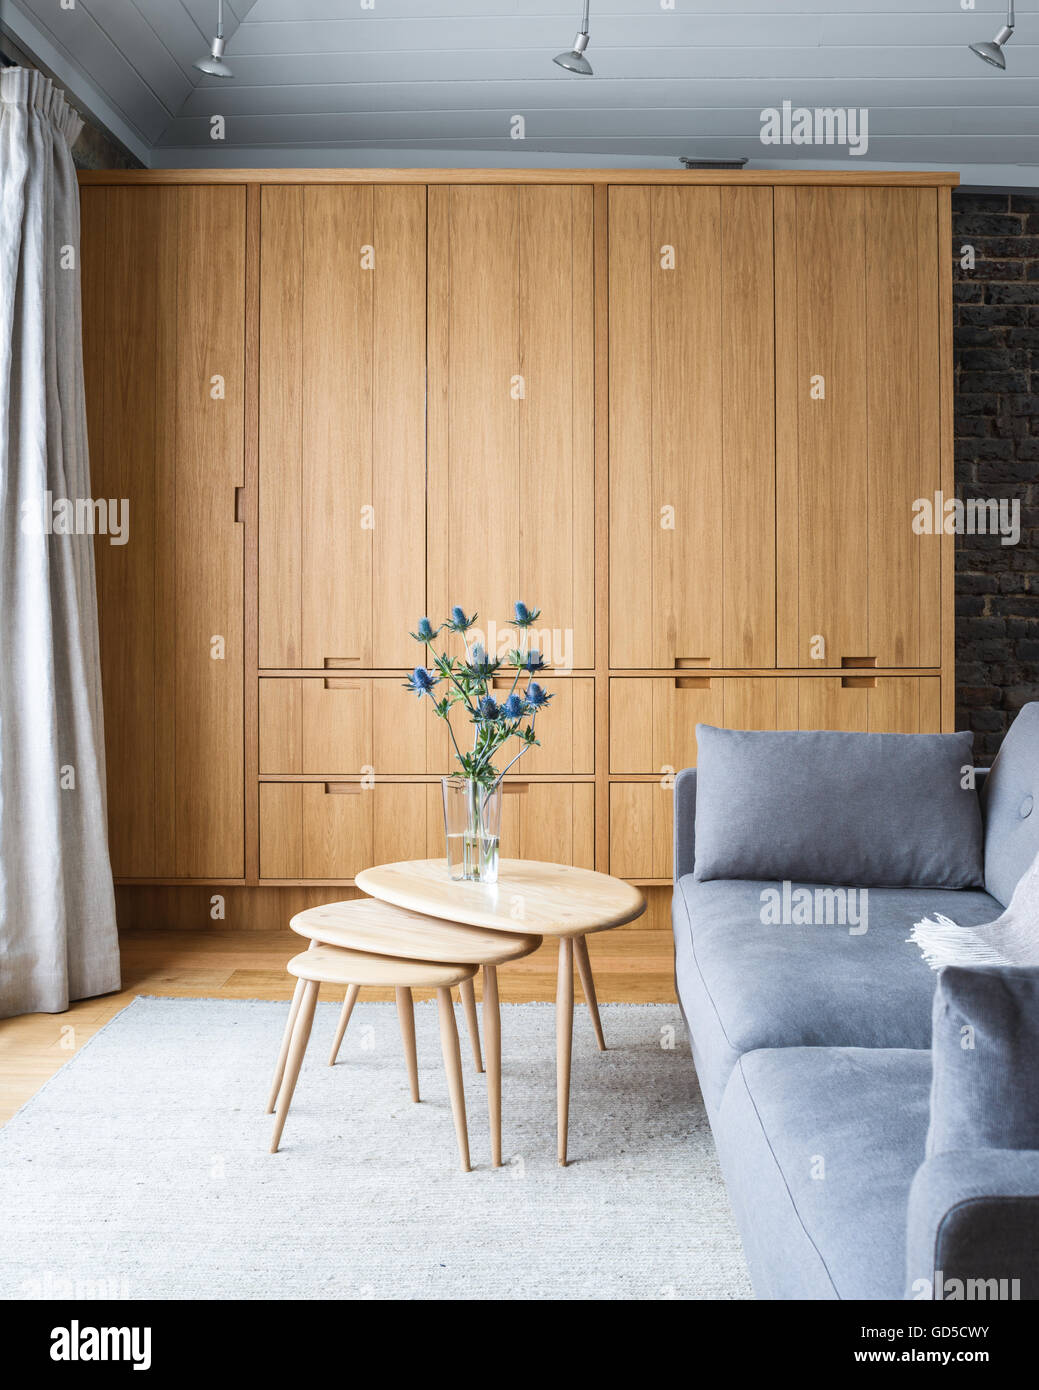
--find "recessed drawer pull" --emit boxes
[323,678,362,691]
[324,782,362,794]
[841,676,876,690]
[674,656,711,669]
[502,782,529,794]
[324,657,361,668]
[841,656,877,669]
[491,676,519,690]
[674,677,711,691]
[233,486,244,523]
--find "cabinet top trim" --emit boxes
[77,167,960,188]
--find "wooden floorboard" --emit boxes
[0,927,676,1125]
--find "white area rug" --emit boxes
[0,998,751,1300]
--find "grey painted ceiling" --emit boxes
[6,0,1039,183]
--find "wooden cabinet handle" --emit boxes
[502,782,528,794]
[323,678,361,691]
[841,656,877,668]
[323,657,361,668]
[674,657,711,669]
[841,676,876,689]
[674,677,711,691]
[233,486,244,523]
[324,782,362,794]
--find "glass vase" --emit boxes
[442,775,502,884]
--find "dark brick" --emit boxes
[960,305,1029,327]
[974,261,1025,281]
[987,283,1039,305]
[955,194,1011,214]
[959,372,1029,394]
[955,214,1025,236]
[1010,195,1039,214]
[953,282,984,304]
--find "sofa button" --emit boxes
[1021,795,1034,819]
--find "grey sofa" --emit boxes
[672,702,1039,1300]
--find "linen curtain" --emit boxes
[0,69,119,1017]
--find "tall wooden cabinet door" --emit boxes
[427,186,594,669]
[609,187,775,669]
[775,187,943,669]
[259,185,426,669]
[84,187,245,879]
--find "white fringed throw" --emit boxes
[909,847,1039,969]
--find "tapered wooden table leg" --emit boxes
[556,936,574,1167]
[266,976,305,1114]
[482,964,502,1167]
[327,983,360,1067]
[437,986,471,1172]
[574,934,606,1052]
[396,985,420,1102]
[458,974,483,1073]
[269,979,319,1153]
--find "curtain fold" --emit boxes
[0,68,120,1018]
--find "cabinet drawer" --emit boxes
[260,780,595,880]
[429,676,594,775]
[609,783,674,880]
[260,782,434,880]
[259,678,429,775]
[610,677,787,775]
[496,781,595,869]
[610,676,942,774]
[423,782,594,869]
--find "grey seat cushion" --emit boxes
[981,701,1039,906]
[715,1046,932,1300]
[673,876,1004,1116]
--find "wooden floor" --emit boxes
[0,926,676,1126]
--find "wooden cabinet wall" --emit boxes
[427,186,595,670]
[80,171,955,893]
[82,185,245,879]
[609,186,776,669]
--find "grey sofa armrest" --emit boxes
[673,768,696,883]
[905,1150,1039,1300]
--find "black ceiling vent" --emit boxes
[679,156,749,169]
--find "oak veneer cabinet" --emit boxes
[609,186,776,670]
[78,169,956,915]
[774,187,943,670]
[81,185,245,878]
[258,185,426,670]
[427,185,595,671]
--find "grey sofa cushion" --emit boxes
[927,965,1039,1156]
[693,725,983,889]
[981,702,1039,907]
[673,876,1003,1116]
[715,1047,932,1300]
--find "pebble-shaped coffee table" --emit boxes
[355,859,646,1166]
[277,896,540,1166]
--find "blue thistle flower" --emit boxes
[524,682,552,709]
[403,667,439,698]
[446,605,477,632]
[523,649,546,673]
[513,601,540,628]
[467,644,498,679]
[410,616,438,643]
[478,695,500,720]
[502,693,526,719]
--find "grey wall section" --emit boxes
[953,191,1039,758]
[0,33,142,169]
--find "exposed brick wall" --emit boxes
[952,191,1039,759]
